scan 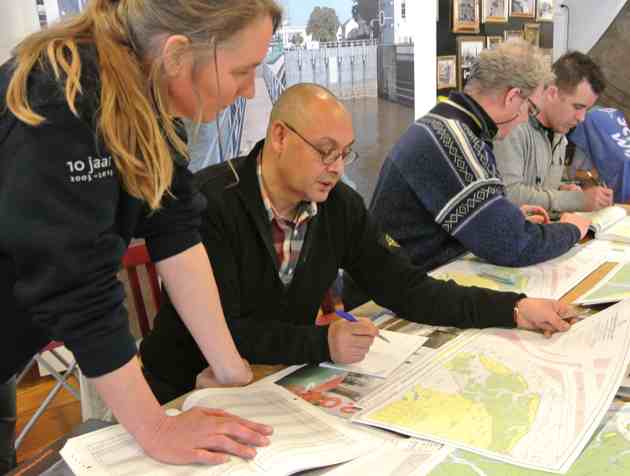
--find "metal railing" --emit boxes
[284,43,378,100]
[185,97,247,172]
[263,63,286,105]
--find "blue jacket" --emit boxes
[569,107,630,203]
[369,92,581,272]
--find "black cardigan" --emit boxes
[140,141,524,392]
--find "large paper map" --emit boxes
[429,246,604,299]
[427,402,630,476]
[576,263,630,305]
[353,300,630,473]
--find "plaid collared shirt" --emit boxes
[257,156,317,287]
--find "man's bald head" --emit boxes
[261,82,355,210]
[267,83,348,138]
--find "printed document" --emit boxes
[319,438,451,476]
[319,330,427,378]
[61,385,379,476]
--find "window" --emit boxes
[401,0,406,19]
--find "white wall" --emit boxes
[0,0,40,64]
[409,0,436,119]
[554,0,625,57]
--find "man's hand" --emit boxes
[328,318,378,364]
[143,407,273,465]
[559,183,582,192]
[520,205,550,224]
[559,213,591,239]
[196,359,252,389]
[514,298,572,337]
[583,186,613,211]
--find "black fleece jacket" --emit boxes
[0,48,205,380]
[140,140,525,394]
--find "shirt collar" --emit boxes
[435,92,499,142]
[256,153,317,224]
[528,113,559,138]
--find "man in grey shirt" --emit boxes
[494,51,613,212]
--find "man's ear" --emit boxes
[504,87,521,109]
[545,85,559,102]
[268,121,288,154]
[162,35,191,77]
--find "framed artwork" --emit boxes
[457,36,485,90]
[452,0,480,33]
[537,0,554,21]
[487,36,503,49]
[509,0,535,19]
[504,29,525,42]
[437,55,457,90]
[523,23,541,47]
[483,0,508,23]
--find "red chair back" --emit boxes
[122,244,161,337]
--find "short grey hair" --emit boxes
[464,39,553,97]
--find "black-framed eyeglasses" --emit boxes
[282,122,359,166]
[526,98,541,117]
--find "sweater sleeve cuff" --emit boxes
[550,190,585,212]
[70,327,138,378]
[146,231,202,263]
[487,292,526,329]
[310,326,332,363]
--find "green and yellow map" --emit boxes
[369,352,540,454]
[354,303,630,473]
[428,403,630,476]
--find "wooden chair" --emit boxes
[122,243,161,338]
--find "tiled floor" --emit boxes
[343,97,414,204]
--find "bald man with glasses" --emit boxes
[140,83,577,404]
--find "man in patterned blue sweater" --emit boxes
[369,40,590,274]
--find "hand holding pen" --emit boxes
[586,170,606,188]
[335,310,391,343]
[583,173,613,210]
[327,310,386,364]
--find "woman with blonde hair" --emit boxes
[0,0,282,468]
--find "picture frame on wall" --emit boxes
[487,36,504,49]
[537,0,554,21]
[523,23,541,47]
[509,0,536,19]
[437,55,457,90]
[504,30,525,42]
[482,0,509,23]
[457,36,485,90]
[452,0,480,33]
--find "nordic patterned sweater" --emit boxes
[369,92,581,273]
